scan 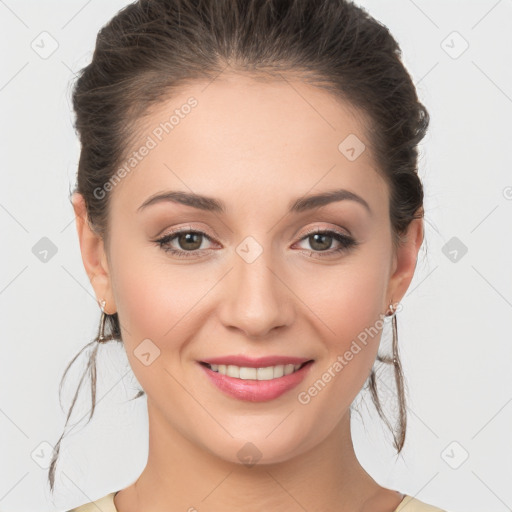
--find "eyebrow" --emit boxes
[137,188,372,215]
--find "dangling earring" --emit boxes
[385,302,400,365]
[97,299,108,343]
[97,299,118,343]
[385,302,399,318]
[387,300,407,449]
[367,301,407,452]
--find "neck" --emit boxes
[115,400,398,512]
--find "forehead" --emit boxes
[109,72,388,218]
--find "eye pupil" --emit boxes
[179,232,202,250]
[309,233,332,251]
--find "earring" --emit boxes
[388,303,399,366]
[97,298,113,343]
[384,302,400,364]
[368,301,407,452]
[385,302,400,319]
[389,301,407,448]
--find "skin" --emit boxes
[72,72,423,512]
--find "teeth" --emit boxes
[209,363,303,380]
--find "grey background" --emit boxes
[1,1,511,511]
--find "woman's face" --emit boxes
[76,73,422,465]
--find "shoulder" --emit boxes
[67,492,118,512]
[65,491,447,512]
[395,494,447,512]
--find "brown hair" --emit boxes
[49,0,429,493]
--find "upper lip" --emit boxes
[200,355,313,368]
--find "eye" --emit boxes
[154,228,215,259]
[294,227,358,258]
[154,226,358,260]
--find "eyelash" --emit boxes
[154,226,358,260]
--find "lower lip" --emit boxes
[198,361,314,402]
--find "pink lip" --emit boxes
[200,355,312,367]
[198,360,314,402]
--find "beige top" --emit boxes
[68,491,447,511]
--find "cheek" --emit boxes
[109,238,209,351]
[295,249,390,391]
[296,269,387,430]
[109,250,201,399]
[302,256,388,343]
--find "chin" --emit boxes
[198,428,314,468]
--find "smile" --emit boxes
[197,360,314,402]
[201,361,309,380]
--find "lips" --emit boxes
[198,359,315,402]
[200,355,313,367]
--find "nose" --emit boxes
[216,247,295,339]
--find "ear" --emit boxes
[71,192,116,314]
[385,216,424,310]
